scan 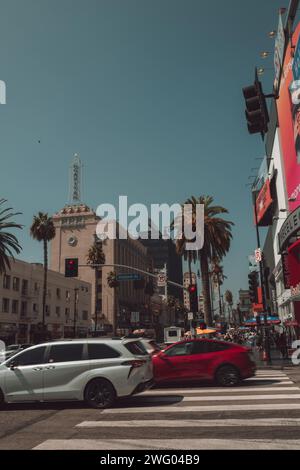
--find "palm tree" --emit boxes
[30,212,55,327]
[175,196,233,326]
[87,236,105,332]
[225,289,233,323]
[211,259,227,318]
[0,199,22,273]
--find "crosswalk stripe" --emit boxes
[32,438,300,450]
[102,403,300,413]
[76,418,300,428]
[246,377,293,382]
[144,386,299,394]
[181,394,300,401]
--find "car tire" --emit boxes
[84,379,116,409]
[215,365,240,387]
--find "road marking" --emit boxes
[246,377,292,382]
[144,386,299,394]
[76,418,300,428]
[32,438,300,450]
[181,394,300,401]
[102,403,300,413]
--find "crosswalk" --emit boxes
[33,370,300,450]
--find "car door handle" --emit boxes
[32,367,43,371]
[45,366,56,370]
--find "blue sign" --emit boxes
[116,273,141,281]
[293,37,300,81]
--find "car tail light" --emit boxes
[122,359,147,378]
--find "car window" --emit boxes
[88,343,120,359]
[48,344,84,363]
[124,341,148,356]
[164,342,193,357]
[191,341,210,354]
[8,346,46,366]
[206,342,231,352]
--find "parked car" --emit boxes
[139,338,162,355]
[152,338,256,386]
[0,338,153,409]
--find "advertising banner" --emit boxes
[277,23,300,211]
[255,179,273,225]
[274,13,286,92]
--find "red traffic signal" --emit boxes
[65,258,78,277]
[188,284,198,313]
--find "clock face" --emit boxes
[68,236,78,247]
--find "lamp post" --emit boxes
[74,288,79,338]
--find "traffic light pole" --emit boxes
[252,190,271,365]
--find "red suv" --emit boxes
[152,339,256,386]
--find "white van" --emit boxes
[163,326,184,345]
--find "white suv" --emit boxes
[0,338,153,409]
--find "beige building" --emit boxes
[50,203,152,333]
[0,258,91,344]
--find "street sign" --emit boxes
[187,312,193,321]
[116,273,141,281]
[157,272,166,287]
[255,248,262,263]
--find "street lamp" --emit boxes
[74,288,79,338]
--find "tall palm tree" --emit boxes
[30,212,55,327]
[225,289,233,323]
[211,259,227,318]
[175,195,233,326]
[0,199,22,273]
[87,236,106,332]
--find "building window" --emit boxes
[45,305,50,316]
[56,288,61,299]
[56,306,60,317]
[21,301,27,316]
[21,280,28,295]
[82,310,88,321]
[12,300,19,314]
[33,303,39,313]
[2,298,10,313]
[34,282,39,293]
[3,274,11,289]
[66,290,70,302]
[12,277,20,291]
[65,308,70,321]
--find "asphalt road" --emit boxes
[0,368,300,450]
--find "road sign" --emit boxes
[116,273,141,281]
[255,248,262,263]
[187,312,193,321]
[157,272,166,287]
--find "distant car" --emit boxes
[0,338,153,408]
[152,338,256,387]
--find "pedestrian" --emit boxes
[277,333,288,359]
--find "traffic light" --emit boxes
[242,73,269,136]
[188,284,198,313]
[248,271,259,303]
[65,258,78,277]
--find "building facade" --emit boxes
[0,258,91,344]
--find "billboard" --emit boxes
[277,23,300,212]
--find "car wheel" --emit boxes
[84,379,116,409]
[215,365,240,387]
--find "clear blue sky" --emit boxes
[0,0,289,301]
